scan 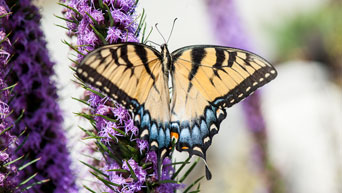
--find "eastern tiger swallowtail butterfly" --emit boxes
[76,42,277,180]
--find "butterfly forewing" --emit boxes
[77,43,159,108]
[77,43,173,154]
[170,45,277,158]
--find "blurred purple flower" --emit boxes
[206,0,283,192]
[1,0,77,192]
[206,0,252,50]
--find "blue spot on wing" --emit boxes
[158,128,165,148]
[179,127,191,147]
[165,124,171,146]
[213,98,224,106]
[205,108,217,125]
[191,125,202,145]
[150,124,158,140]
[200,120,209,137]
[141,113,150,129]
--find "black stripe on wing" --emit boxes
[171,45,277,108]
[76,43,162,111]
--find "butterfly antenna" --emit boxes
[155,23,167,44]
[167,18,177,44]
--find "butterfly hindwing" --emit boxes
[170,45,277,158]
[77,43,172,154]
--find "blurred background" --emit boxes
[36,0,341,192]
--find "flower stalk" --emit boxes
[61,0,203,192]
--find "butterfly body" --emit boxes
[76,42,277,179]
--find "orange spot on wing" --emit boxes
[171,132,179,141]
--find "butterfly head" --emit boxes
[160,44,172,74]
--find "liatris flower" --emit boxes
[1,0,77,192]
[0,26,18,192]
[61,0,202,192]
[206,0,284,192]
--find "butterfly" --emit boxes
[76,42,277,180]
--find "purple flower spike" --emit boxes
[1,0,77,192]
[62,0,186,192]
[0,3,19,191]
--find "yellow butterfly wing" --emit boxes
[77,43,172,153]
[170,45,277,158]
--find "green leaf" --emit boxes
[112,127,126,136]
[83,136,104,140]
[104,3,114,26]
[83,185,97,193]
[98,0,105,9]
[90,171,119,189]
[158,180,179,184]
[142,25,153,44]
[54,24,70,31]
[117,142,131,157]
[79,126,97,138]
[106,169,129,173]
[14,109,25,125]
[75,112,94,121]
[95,114,118,123]
[15,133,29,153]
[146,185,151,193]
[172,156,191,179]
[3,155,24,167]
[20,179,50,191]
[125,160,138,181]
[54,14,78,24]
[89,24,108,45]
[61,39,85,56]
[84,87,105,98]
[126,144,138,153]
[187,191,200,193]
[58,3,81,17]
[18,173,38,186]
[0,125,13,136]
[69,57,79,65]
[98,142,122,164]
[183,176,204,193]
[136,9,146,36]
[0,82,17,92]
[169,161,191,166]
[80,160,108,177]
[72,97,90,106]
[18,157,41,171]
[179,158,200,183]
[0,12,12,18]
[85,12,99,26]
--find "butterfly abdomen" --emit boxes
[160,44,172,75]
